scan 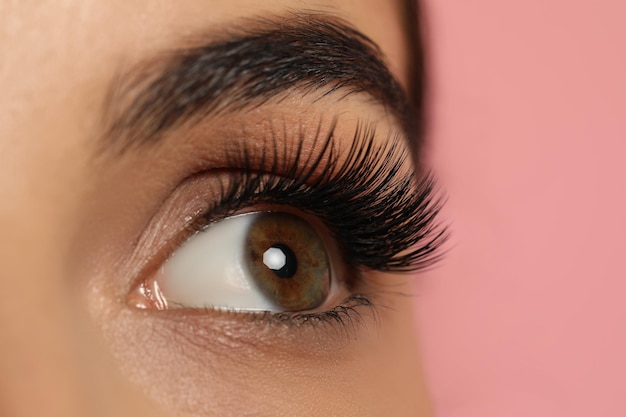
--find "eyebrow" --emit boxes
[104,13,420,154]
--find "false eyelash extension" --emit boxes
[204,119,448,273]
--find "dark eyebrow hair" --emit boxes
[104,13,421,154]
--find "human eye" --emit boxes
[126,119,447,329]
[135,211,334,312]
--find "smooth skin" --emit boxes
[0,1,432,416]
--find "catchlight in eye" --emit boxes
[129,212,331,312]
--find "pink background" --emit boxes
[416,0,626,416]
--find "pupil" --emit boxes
[262,243,297,279]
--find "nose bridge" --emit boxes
[0,137,157,416]
[0,117,90,415]
[0,113,168,417]
[0,245,88,417]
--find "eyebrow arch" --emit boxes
[103,13,419,154]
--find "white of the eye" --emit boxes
[263,247,287,271]
[155,213,275,311]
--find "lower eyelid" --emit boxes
[131,292,380,352]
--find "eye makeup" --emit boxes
[201,118,447,272]
[128,117,447,334]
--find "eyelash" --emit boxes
[172,119,447,330]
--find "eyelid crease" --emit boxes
[143,292,381,350]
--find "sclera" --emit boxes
[156,213,276,311]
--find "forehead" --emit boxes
[0,1,412,166]
[0,0,416,248]
[0,0,410,94]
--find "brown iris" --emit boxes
[244,212,330,311]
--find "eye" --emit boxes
[131,211,333,312]
[125,122,447,325]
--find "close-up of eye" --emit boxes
[3,0,624,416]
[132,211,334,313]
[2,2,449,415]
[125,119,446,335]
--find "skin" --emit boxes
[0,1,433,416]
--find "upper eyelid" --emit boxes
[195,120,447,272]
[110,116,369,279]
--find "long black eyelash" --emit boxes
[205,119,448,273]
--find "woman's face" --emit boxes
[0,1,437,416]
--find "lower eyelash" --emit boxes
[264,294,375,327]
[227,294,378,340]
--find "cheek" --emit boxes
[93,280,425,416]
